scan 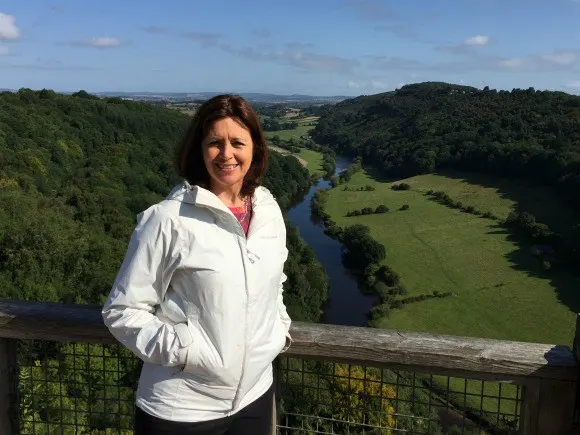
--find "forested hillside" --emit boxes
[312,82,580,198]
[312,82,580,271]
[0,88,326,321]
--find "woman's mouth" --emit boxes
[216,163,239,172]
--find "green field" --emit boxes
[264,124,314,141]
[324,170,579,346]
[296,148,323,176]
[401,172,580,235]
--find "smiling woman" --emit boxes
[102,94,291,435]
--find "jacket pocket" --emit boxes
[182,315,239,390]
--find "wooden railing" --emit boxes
[0,299,578,434]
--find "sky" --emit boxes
[1,0,580,97]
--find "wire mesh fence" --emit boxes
[16,340,140,435]
[274,357,521,435]
[8,340,522,434]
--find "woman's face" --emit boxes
[201,117,254,196]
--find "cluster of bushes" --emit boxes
[400,291,453,305]
[505,211,556,241]
[321,150,337,178]
[342,185,375,191]
[504,211,562,270]
[262,118,297,131]
[391,183,411,191]
[339,224,386,271]
[426,190,499,220]
[311,189,331,221]
[346,205,389,217]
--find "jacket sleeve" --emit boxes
[101,205,191,367]
[278,265,293,353]
[277,217,293,353]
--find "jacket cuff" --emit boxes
[280,333,292,353]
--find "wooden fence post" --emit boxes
[521,315,580,434]
[0,338,18,435]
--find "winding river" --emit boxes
[286,157,377,326]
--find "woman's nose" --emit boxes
[219,142,234,159]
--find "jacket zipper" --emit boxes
[196,202,277,410]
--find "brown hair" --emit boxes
[174,94,268,197]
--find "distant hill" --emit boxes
[1,88,347,104]
[94,91,348,104]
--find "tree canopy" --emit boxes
[311,82,580,203]
[0,88,325,320]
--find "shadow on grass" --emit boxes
[438,170,579,235]
[444,171,580,335]
[485,222,580,342]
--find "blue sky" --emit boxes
[1,0,580,96]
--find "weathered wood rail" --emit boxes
[0,299,578,434]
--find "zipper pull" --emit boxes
[247,250,260,263]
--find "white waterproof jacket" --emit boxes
[102,181,292,422]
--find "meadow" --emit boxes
[323,170,579,347]
[264,123,314,142]
[296,148,323,176]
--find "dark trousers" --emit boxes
[134,383,275,435]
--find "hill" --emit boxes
[0,88,327,321]
[312,81,580,193]
[312,81,580,272]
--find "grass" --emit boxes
[296,148,324,177]
[401,171,580,235]
[297,116,320,124]
[264,124,314,142]
[323,170,579,347]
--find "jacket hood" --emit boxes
[166,180,277,214]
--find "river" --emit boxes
[286,156,377,326]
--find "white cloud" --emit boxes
[496,58,524,69]
[465,35,489,46]
[0,13,20,40]
[222,44,358,75]
[183,32,222,48]
[371,80,387,89]
[437,35,491,54]
[73,36,123,48]
[347,80,361,89]
[540,51,577,65]
[565,80,580,90]
[87,37,121,47]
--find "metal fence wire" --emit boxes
[274,357,521,435]
[11,340,522,434]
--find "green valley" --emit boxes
[323,169,578,345]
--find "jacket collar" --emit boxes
[166,180,279,235]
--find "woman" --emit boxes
[102,94,292,434]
